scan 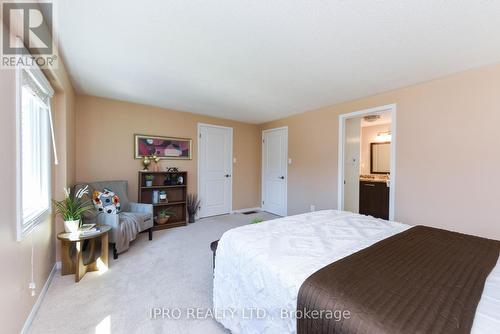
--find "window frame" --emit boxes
[16,64,54,241]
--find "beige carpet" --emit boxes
[29,211,278,334]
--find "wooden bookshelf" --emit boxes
[138,171,187,231]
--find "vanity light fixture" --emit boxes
[363,114,381,122]
[376,131,392,142]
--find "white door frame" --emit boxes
[261,126,288,216]
[337,104,397,221]
[197,123,233,218]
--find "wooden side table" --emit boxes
[57,225,111,282]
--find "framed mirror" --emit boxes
[370,142,391,174]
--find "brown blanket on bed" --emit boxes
[297,226,500,334]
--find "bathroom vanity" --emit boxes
[359,179,389,220]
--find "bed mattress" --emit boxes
[212,210,500,334]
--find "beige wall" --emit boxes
[0,21,75,334]
[75,95,261,210]
[0,73,75,334]
[360,123,391,175]
[262,62,500,240]
[0,67,55,334]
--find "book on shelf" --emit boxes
[153,190,159,204]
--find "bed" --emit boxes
[213,210,500,334]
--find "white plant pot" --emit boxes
[146,180,153,187]
[64,220,80,233]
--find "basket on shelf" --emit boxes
[156,215,170,225]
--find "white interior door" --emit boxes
[262,127,287,216]
[343,117,361,213]
[198,124,232,218]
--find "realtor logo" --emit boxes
[1,1,57,68]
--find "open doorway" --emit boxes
[338,104,396,220]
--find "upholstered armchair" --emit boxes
[74,180,154,259]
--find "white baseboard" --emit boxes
[231,207,262,214]
[21,263,57,334]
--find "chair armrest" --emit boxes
[96,213,120,229]
[129,202,153,215]
[96,213,120,244]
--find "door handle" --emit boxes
[225,174,232,178]
[279,176,285,179]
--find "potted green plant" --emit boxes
[145,174,154,187]
[187,193,201,224]
[157,208,176,225]
[53,185,94,233]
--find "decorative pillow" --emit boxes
[92,188,121,214]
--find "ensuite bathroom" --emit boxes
[343,111,392,220]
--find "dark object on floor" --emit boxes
[112,243,118,260]
[297,226,500,334]
[187,193,201,224]
[242,210,259,215]
[210,240,219,269]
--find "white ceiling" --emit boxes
[53,0,500,124]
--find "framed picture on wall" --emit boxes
[134,134,192,160]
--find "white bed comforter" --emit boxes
[213,210,500,334]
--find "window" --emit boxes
[17,67,55,240]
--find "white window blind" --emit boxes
[17,65,55,240]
